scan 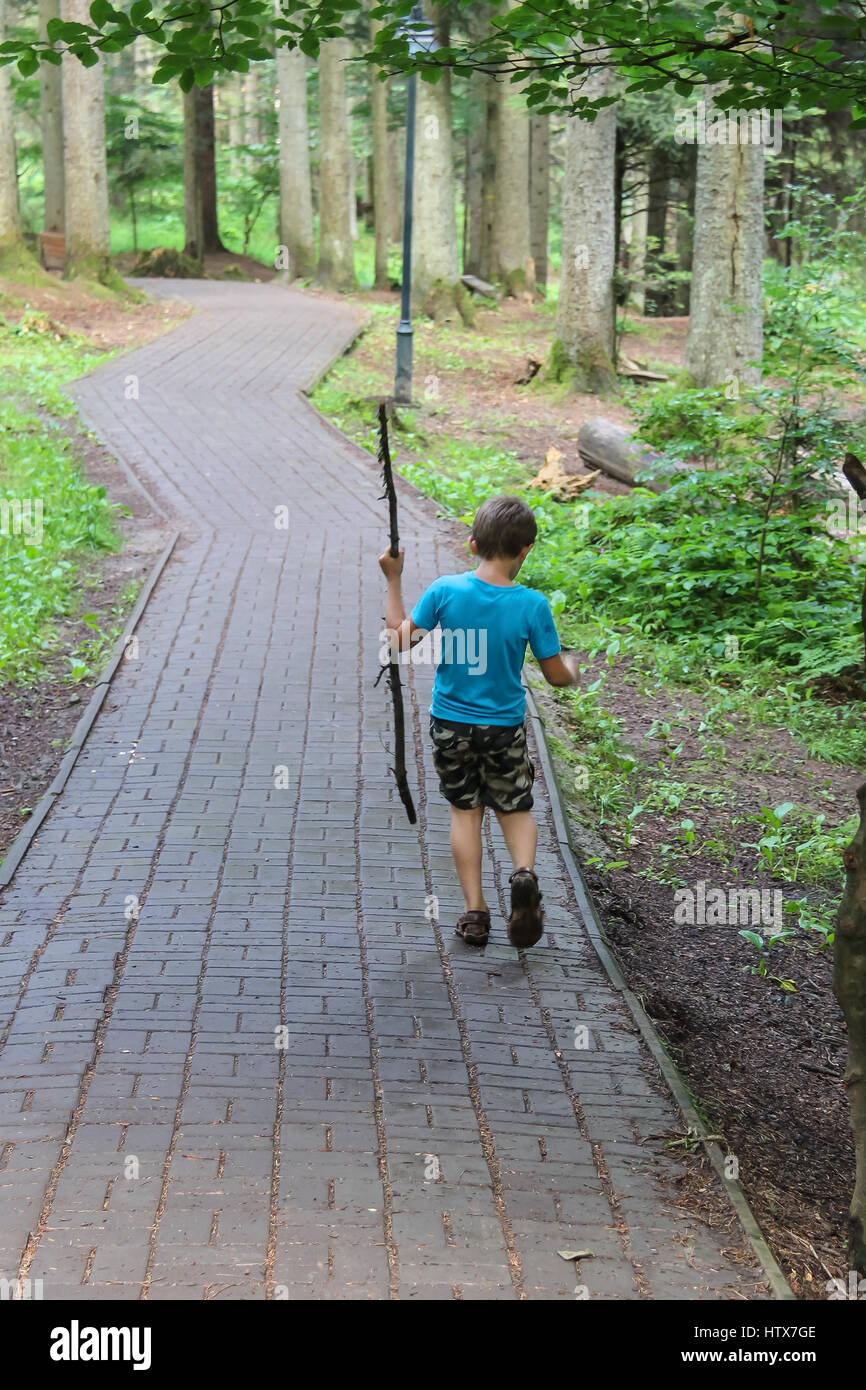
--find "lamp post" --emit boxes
[394,5,436,405]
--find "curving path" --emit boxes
[0,281,767,1300]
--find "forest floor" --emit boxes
[314,283,864,1298]
[0,270,187,862]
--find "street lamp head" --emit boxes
[400,6,437,56]
[406,24,436,55]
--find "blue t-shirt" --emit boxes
[410,571,561,725]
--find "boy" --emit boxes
[379,494,579,949]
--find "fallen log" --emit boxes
[617,354,668,383]
[577,417,669,490]
[461,273,499,299]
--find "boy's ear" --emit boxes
[468,535,479,555]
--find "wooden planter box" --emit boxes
[40,231,66,271]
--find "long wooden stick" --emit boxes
[836,450,866,1272]
[844,452,866,672]
[378,402,417,825]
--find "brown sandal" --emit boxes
[455,909,491,946]
[507,869,544,948]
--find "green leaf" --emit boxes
[739,931,764,949]
[89,0,114,27]
[73,45,101,67]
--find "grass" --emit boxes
[0,314,125,684]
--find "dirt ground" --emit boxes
[530,649,863,1299]
[0,267,191,350]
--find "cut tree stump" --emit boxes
[515,357,542,385]
[528,446,599,498]
[39,231,65,272]
[577,417,668,489]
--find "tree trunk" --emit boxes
[491,59,531,294]
[553,62,618,394]
[317,38,357,291]
[614,124,625,281]
[183,88,202,262]
[243,63,261,145]
[276,43,315,278]
[629,162,649,313]
[227,72,242,177]
[463,3,492,278]
[478,73,497,282]
[0,0,21,255]
[60,0,111,279]
[528,112,549,293]
[184,84,224,260]
[464,74,485,275]
[370,17,391,289]
[197,86,223,252]
[39,0,64,233]
[646,145,668,264]
[411,2,459,308]
[348,141,358,243]
[674,147,696,314]
[387,120,402,243]
[685,88,764,388]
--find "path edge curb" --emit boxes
[0,531,180,892]
[524,682,795,1302]
[303,305,372,399]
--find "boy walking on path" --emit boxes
[380,495,579,949]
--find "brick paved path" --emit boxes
[0,282,766,1300]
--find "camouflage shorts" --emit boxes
[429,718,535,814]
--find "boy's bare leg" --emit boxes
[493,810,538,873]
[496,809,544,947]
[450,807,488,912]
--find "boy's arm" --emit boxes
[379,548,428,654]
[539,652,580,687]
[528,596,579,687]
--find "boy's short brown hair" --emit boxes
[471,495,537,559]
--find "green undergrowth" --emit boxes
[0,312,126,683]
